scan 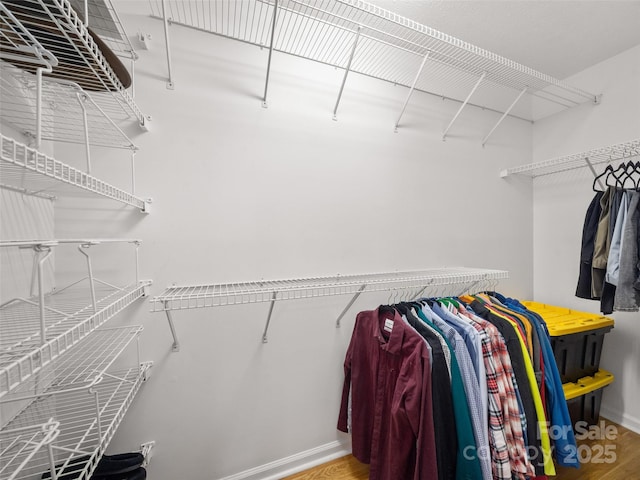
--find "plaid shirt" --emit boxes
[462,310,535,480]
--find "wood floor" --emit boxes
[283,419,638,480]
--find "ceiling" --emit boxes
[368,0,640,80]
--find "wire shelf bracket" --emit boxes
[500,138,640,179]
[150,267,508,348]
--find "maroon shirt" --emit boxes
[338,308,438,480]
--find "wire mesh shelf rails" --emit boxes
[0,419,60,480]
[500,139,640,179]
[0,362,152,480]
[149,0,598,141]
[151,267,509,349]
[0,0,147,151]
[0,239,152,399]
[0,134,149,210]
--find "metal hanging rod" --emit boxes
[0,134,149,211]
[0,363,152,480]
[0,239,142,248]
[0,240,151,399]
[500,139,640,178]
[151,267,508,349]
[150,0,598,123]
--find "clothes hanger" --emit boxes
[593,164,614,192]
[618,161,637,190]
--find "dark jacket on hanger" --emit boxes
[615,192,640,311]
[592,188,616,298]
[576,191,604,299]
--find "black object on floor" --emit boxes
[42,453,144,479]
[92,467,147,480]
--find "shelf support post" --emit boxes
[162,301,180,351]
[131,151,136,195]
[411,282,432,301]
[46,442,58,480]
[76,93,92,173]
[333,26,361,121]
[442,71,486,140]
[35,246,53,346]
[585,157,605,190]
[482,87,527,147]
[35,68,44,149]
[262,291,278,343]
[262,0,279,108]
[394,51,430,132]
[92,389,104,440]
[78,244,97,314]
[160,0,175,89]
[336,284,366,328]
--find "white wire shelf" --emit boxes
[0,363,151,480]
[152,267,509,310]
[151,267,508,348]
[2,0,142,109]
[500,139,640,178]
[67,0,138,60]
[0,280,150,399]
[0,0,146,150]
[0,134,148,210]
[0,2,57,70]
[0,419,60,480]
[0,64,138,150]
[4,325,143,398]
[149,0,597,122]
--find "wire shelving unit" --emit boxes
[0,362,151,480]
[0,419,60,480]
[1,0,147,154]
[1,0,144,119]
[0,134,149,210]
[0,239,151,399]
[151,267,508,349]
[149,0,598,139]
[1,64,138,151]
[66,0,139,60]
[500,139,640,179]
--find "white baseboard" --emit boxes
[600,405,640,435]
[217,441,351,480]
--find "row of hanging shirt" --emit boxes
[577,161,640,313]
[337,293,578,480]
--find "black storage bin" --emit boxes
[522,302,614,384]
[563,370,614,429]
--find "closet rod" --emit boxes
[500,138,640,179]
[151,267,508,349]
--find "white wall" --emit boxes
[43,3,536,478]
[532,45,640,432]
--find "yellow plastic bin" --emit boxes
[563,370,614,428]
[523,302,614,384]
